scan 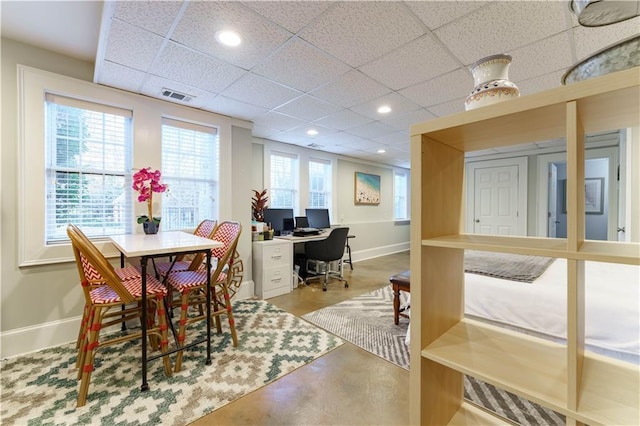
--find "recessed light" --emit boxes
[215,30,241,47]
[307,129,318,136]
[377,149,386,154]
[377,105,391,114]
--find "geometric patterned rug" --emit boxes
[0,299,343,426]
[302,286,565,425]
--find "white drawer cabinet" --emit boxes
[252,239,293,299]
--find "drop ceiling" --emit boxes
[2,1,638,169]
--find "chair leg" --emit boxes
[77,306,102,407]
[174,291,191,373]
[218,284,238,347]
[154,295,172,377]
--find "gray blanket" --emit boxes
[465,250,554,283]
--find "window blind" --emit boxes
[309,158,332,209]
[45,94,132,243]
[394,170,409,220]
[161,118,219,230]
[270,151,297,208]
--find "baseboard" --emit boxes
[350,242,409,264]
[1,280,257,359]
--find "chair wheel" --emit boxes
[323,287,327,291]
[344,282,349,288]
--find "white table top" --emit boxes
[110,231,222,257]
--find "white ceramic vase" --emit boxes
[465,54,520,111]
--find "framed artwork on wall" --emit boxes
[354,172,380,205]
[561,177,605,215]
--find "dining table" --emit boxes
[109,231,223,391]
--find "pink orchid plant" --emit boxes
[132,167,167,224]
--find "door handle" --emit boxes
[474,219,480,223]
[617,227,626,233]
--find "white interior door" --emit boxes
[473,165,519,235]
[548,163,558,237]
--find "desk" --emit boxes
[109,231,223,391]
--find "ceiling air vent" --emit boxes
[307,143,323,149]
[161,88,193,102]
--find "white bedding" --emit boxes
[464,258,640,363]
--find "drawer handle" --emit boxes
[271,255,282,260]
[272,277,282,283]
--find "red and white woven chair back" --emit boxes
[195,219,217,239]
[211,221,242,263]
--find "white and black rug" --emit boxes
[302,286,565,425]
[1,299,343,426]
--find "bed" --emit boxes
[464,257,640,364]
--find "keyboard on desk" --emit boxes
[293,228,320,236]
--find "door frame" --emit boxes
[465,156,528,235]
[536,146,619,239]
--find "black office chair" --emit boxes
[304,227,349,291]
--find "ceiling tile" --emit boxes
[435,1,570,65]
[241,1,333,33]
[399,68,471,108]
[252,38,351,92]
[349,92,422,121]
[378,108,437,132]
[509,31,575,83]
[221,73,302,109]
[171,1,292,70]
[273,95,342,122]
[359,34,462,91]
[299,1,425,67]
[426,97,466,118]
[104,20,164,72]
[252,111,307,131]
[252,125,280,139]
[372,131,410,148]
[406,1,490,30]
[313,109,374,131]
[97,62,146,93]
[311,70,390,108]
[275,124,338,145]
[154,42,246,93]
[202,95,269,121]
[113,1,183,36]
[517,70,566,97]
[315,132,365,146]
[344,122,397,140]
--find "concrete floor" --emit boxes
[191,251,410,426]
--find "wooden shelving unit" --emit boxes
[409,67,640,425]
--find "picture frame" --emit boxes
[584,177,604,215]
[354,172,380,205]
[561,177,604,215]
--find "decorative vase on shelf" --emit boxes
[465,54,520,111]
[143,221,160,235]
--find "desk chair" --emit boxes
[304,227,349,291]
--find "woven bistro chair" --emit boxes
[154,219,218,279]
[67,224,172,407]
[165,221,242,372]
[70,224,144,358]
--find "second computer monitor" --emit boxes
[305,208,330,229]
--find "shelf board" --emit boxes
[578,241,640,265]
[448,401,514,425]
[576,353,640,426]
[422,318,568,414]
[422,234,568,258]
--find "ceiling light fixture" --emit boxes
[377,149,386,154]
[377,105,392,114]
[307,129,318,136]
[215,30,241,47]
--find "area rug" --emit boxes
[1,299,343,426]
[302,286,565,426]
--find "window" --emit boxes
[270,151,298,209]
[308,158,332,209]
[45,94,133,243]
[161,118,219,230]
[394,169,409,220]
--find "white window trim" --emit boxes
[18,65,242,267]
[393,168,410,221]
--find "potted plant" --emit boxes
[251,189,268,222]
[133,167,167,234]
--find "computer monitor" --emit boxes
[305,208,331,229]
[263,208,294,235]
[295,216,309,228]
